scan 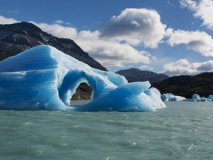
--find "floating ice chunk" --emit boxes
[192,94,200,100]
[191,94,208,102]
[0,45,166,111]
[161,93,186,101]
[207,95,213,102]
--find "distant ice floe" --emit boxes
[161,93,213,102]
[208,95,213,101]
[161,93,186,101]
[192,94,213,102]
[0,45,166,111]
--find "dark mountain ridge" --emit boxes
[116,68,169,83]
[0,22,107,71]
[152,72,213,98]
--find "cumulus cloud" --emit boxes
[180,0,197,9]
[31,22,78,39]
[167,29,213,57]
[0,16,18,24]
[102,8,166,48]
[54,20,64,24]
[197,61,213,71]
[139,65,153,71]
[75,30,151,67]
[162,59,213,76]
[180,0,213,30]
[0,15,153,68]
[32,22,152,67]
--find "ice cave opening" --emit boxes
[70,82,93,106]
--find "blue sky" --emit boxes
[0,0,213,76]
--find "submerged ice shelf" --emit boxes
[0,45,166,111]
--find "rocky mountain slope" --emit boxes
[0,22,107,71]
[116,68,169,83]
[152,72,213,98]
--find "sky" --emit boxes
[0,0,213,76]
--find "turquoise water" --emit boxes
[0,102,213,160]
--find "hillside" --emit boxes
[0,22,107,71]
[152,72,213,98]
[116,68,169,83]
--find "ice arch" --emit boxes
[0,45,166,111]
[58,70,104,106]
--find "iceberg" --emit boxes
[192,94,208,102]
[0,45,166,111]
[207,95,213,102]
[161,93,186,101]
[192,94,200,101]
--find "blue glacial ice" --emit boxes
[161,93,186,101]
[207,95,213,101]
[0,45,166,111]
[192,94,200,100]
[192,94,211,102]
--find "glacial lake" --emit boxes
[0,101,213,160]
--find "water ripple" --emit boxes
[0,102,213,159]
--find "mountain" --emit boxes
[116,68,169,83]
[0,22,107,71]
[152,72,213,98]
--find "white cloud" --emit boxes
[102,8,166,48]
[0,15,153,68]
[32,22,152,67]
[167,29,213,57]
[180,0,197,9]
[180,0,213,30]
[139,65,153,71]
[31,22,78,39]
[54,20,64,24]
[75,30,151,67]
[162,59,213,76]
[0,16,18,24]
[197,61,213,71]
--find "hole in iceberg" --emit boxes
[70,82,92,106]
[58,71,97,107]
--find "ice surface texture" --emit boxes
[0,45,166,111]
